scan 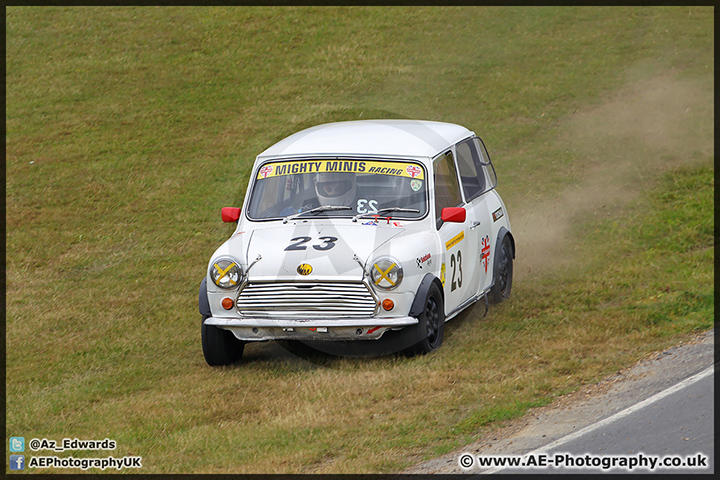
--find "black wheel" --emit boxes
[488,236,513,304]
[407,282,445,355]
[201,316,245,366]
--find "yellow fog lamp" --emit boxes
[210,258,242,289]
[371,257,403,290]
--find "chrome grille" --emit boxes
[236,281,378,318]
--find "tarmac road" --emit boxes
[482,365,714,474]
[403,329,715,475]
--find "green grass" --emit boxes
[5,6,713,474]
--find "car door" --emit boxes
[454,137,494,296]
[433,150,478,314]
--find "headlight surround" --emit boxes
[371,257,403,290]
[209,258,243,289]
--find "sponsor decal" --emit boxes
[406,165,422,178]
[256,160,424,180]
[416,253,432,269]
[440,263,446,287]
[445,231,465,250]
[258,165,274,178]
[297,263,313,276]
[410,179,422,191]
[481,235,491,273]
[492,207,504,222]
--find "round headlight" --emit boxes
[210,258,242,289]
[371,257,403,290]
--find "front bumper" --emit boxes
[204,316,418,341]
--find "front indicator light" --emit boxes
[371,257,403,290]
[221,297,234,310]
[382,299,395,311]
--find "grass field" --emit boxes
[5,6,713,473]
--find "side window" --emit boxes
[456,138,486,201]
[433,151,463,228]
[474,137,497,190]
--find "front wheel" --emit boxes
[488,236,513,304]
[201,316,245,366]
[407,282,445,355]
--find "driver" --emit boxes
[314,172,356,206]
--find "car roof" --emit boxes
[256,120,474,160]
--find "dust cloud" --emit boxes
[511,73,713,279]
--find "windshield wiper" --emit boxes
[352,207,420,223]
[283,205,351,223]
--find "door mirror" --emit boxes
[441,207,466,223]
[221,207,241,223]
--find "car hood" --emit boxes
[241,222,405,281]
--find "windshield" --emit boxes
[246,159,428,221]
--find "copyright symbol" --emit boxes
[30,438,41,451]
[459,453,474,469]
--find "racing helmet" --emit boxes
[315,172,356,206]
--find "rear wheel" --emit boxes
[201,316,245,366]
[488,236,513,304]
[407,282,445,355]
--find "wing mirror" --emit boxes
[441,207,466,223]
[221,207,241,223]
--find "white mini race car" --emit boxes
[200,120,514,365]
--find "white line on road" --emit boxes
[480,364,715,474]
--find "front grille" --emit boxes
[236,281,379,318]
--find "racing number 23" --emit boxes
[450,250,463,291]
[285,236,338,251]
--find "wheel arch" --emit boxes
[199,277,211,318]
[408,273,445,318]
[497,226,515,260]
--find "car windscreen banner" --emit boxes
[256,160,425,180]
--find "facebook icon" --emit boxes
[10,455,25,470]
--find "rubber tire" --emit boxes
[488,236,513,304]
[201,316,245,366]
[407,282,445,355]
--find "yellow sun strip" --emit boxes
[374,263,397,286]
[214,262,237,285]
[256,160,424,180]
[445,231,465,250]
